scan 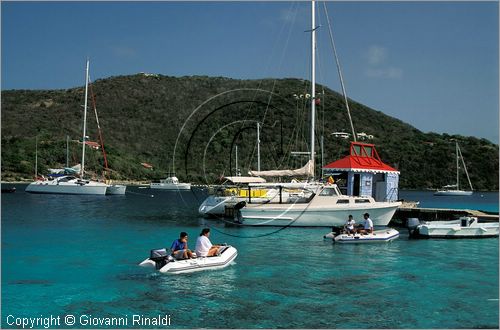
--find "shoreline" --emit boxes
[1,181,498,192]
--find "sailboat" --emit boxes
[434,141,473,196]
[87,75,126,195]
[237,1,401,227]
[25,60,108,195]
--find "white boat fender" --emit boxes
[480,227,488,232]
[452,226,461,232]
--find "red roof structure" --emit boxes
[84,141,101,150]
[323,142,399,174]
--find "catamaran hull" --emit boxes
[106,184,127,195]
[25,182,107,195]
[240,204,400,227]
[150,183,191,190]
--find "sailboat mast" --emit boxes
[456,141,459,190]
[257,122,261,172]
[66,135,69,168]
[457,142,474,191]
[81,59,90,178]
[35,136,38,179]
[235,145,239,176]
[310,0,316,179]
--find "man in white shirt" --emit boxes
[344,215,356,235]
[195,228,220,257]
[361,213,374,234]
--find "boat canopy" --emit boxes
[248,160,314,178]
[247,182,318,189]
[224,176,267,184]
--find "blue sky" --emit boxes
[2,1,499,143]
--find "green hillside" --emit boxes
[1,74,498,190]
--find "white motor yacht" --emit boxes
[411,217,499,238]
[239,184,400,227]
[150,176,191,190]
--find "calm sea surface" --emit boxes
[2,186,498,329]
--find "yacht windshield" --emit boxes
[319,187,339,197]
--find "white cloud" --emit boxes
[364,45,402,79]
[279,4,307,24]
[366,45,387,65]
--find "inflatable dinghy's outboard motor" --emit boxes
[234,201,246,224]
[149,248,173,270]
[323,226,343,239]
[407,218,421,238]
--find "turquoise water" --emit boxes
[2,187,498,328]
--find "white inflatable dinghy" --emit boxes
[324,228,400,244]
[139,244,237,274]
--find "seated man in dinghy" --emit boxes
[195,228,220,257]
[358,213,374,235]
[170,232,193,259]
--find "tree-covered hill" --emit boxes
[1,74,498,190]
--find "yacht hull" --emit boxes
[240,203,400,227]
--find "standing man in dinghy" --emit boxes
[195,228,220,257]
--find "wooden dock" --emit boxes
[392,206,499,226]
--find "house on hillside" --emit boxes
[331,132,351,139]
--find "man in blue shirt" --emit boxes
[170,232,193,259]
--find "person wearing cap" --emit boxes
[170,232,193,259]
[344,215,356,235]
[360,213,374,234]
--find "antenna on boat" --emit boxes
[323,2,357,142]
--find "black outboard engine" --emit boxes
[234,201,247,224]
[150,248,170,270]
[331,226,343,235]
[407,218,421,238]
